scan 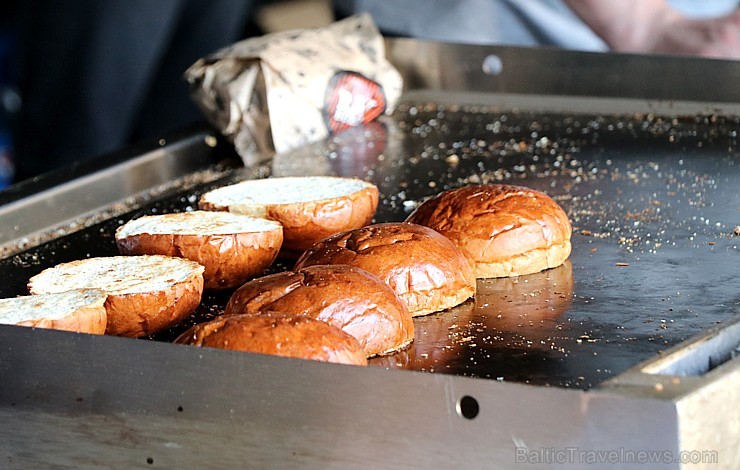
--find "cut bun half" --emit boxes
[199,176,378,254]
[175,312,368,366]
[0,289,107,334]
[28,255,204,337]
[116,211,283,290]
[406,184,572,278]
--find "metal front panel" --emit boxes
[0,325,681,469]
[0,131,240,254]
[0,39,738,467]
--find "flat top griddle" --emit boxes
[1,103,737,390]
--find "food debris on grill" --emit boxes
[1,103,738,390]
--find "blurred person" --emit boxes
[7,0,739,186]
[568,0,740,59]
[334,0,740,58]
[4,0,259,184]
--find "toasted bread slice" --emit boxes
[0,289,107,334]
[116,211,283,290]
[28,255,204,337]
[199,176,378,253]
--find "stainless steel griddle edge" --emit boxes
[0,39,738,468]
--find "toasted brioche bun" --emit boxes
[175,312,368,366]
[406,184,572,278]
[0,289,107,334]
[198,176,378,254]
[28,255,204,337]
[295,223,475,317]
[115,211,283,290]
[224,264,413,357]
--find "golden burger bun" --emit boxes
[115,211,283,290]
[28,255,204,337]
[295,223,476,317]
[224,264,413,357]
[406,184,571,278]
[175,312,368,366]
[0,289,108,335]
[199,176,378,255]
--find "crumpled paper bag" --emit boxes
[184,14,403,164]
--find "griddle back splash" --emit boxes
[2,105,738,389]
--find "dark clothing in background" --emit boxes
[8,0,257,183]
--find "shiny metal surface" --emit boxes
[0,130,240,252]
[602,315,740,468]
[386,38,740,109]
[1,39,738,467]
[274,106,739,391]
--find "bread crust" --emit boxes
[103,274,203,337]
[199,177,379,252]
[28,255,204,337]
[0,289,107,334]
[115,212,283,290]
[224,264,413,357]
[406,184,572,278]
[175,313,368,366]
[295,223,476,316]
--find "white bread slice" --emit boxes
[0,289,107,334]
[28,255,204,337]
[199,176,378,254]
[115,211,283,290]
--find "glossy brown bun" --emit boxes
[28,255,204,337]
[199,176,379,255]
[295,223,475,317]
[115,211,283,290]
[406,184,572,278]
[175,313,368,366]
[224,265,413,357]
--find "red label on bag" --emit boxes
[324,72,386,134]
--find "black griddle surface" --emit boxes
[1,104,738,389]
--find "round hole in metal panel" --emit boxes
[457,395,479,419]
[482,55,503,75]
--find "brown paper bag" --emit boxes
[184,14,403,165]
